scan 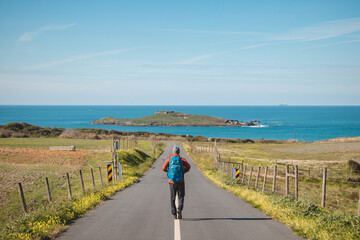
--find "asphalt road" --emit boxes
[56,142,304,240]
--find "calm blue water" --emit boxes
[0,106,359,141]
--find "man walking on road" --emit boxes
[162,146,191,219]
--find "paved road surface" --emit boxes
[56,142,304,240]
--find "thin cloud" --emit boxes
[168,28,267,36]
[273,17,360,41]
[299,39,360,50]
[17,23,77,42]
[176,43,268,65]
[175,52,221,65]
[242,43,268,49]
[29,48,139,69]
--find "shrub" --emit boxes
[3,122,28,131]
[11,132,28,138]
[348,160,360,171]
[59,129,86,139]
[0,128,14,138]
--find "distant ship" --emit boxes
[279,103,288,106]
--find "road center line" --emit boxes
[174,219,181,240]
[174,194,181,240]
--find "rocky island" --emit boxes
[91,111,260,127]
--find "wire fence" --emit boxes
[192,142,360,216]
[9,139,158,217]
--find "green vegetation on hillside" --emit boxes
[0,122,286,143]
[0,122,178,139]
[92,111,259,126]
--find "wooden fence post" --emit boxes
[285,164,289,195]
[80,170,85,193]
[18,183,27,213]
[255,166,261,189]
[213,142,216,168]
[295,165,299,200]
[248,167,253,186]
[45,177,52,203]
[358,190,360,216]
[262,166,268,193]
[272,165,277,193]
[91,168,95,189]
[99,166,103,186]
[242,165,247,183]
[66,173,72,200]
[322,168,327,208]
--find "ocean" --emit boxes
[0,105,359,141]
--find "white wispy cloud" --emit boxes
[17,23,77,42]
[167,28,267,36]
[299,39,360,50]
[175,52,222,65]
[273,17,360,41]
[175,43,268,65]
[28,48,139,69]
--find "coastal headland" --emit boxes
[91,111,260,127]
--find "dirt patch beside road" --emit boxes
[0,148,90,207]
[0,148,88,167]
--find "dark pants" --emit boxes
[169,182,185,215]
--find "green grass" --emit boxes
[0,138,164,239]
[186,143,360,239]
[92,111,246,126]
[213,141,360,162]
[0,138,113,150]
[193,141,360,215]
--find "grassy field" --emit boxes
[0,138,163,239]
[186,141,360,240]
[92,111,255,126]
[191,141,360,215]
[0,138,113,150]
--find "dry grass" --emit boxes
[316,136,360,143]
[192,141,360,215]
[0,148,89,208]
[0,148,88,166]
[0,138,161,237]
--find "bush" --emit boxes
[11,132,28,138]
[59,129,86,139]
[0,129,14,138]
[1,122,64,138]
[3,122,28,131]
[348,160,360,171]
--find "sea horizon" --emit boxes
[1,104,360,106]
[1,105,360,142]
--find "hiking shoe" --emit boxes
[172,213,177,219]
[177,209,182,219]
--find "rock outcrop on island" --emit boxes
[91,111,260,127]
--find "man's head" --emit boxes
[173,146,180,154]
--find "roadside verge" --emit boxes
[184,143,360,240]
[3,147,164,240]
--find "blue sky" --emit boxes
[0,0,360,105]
